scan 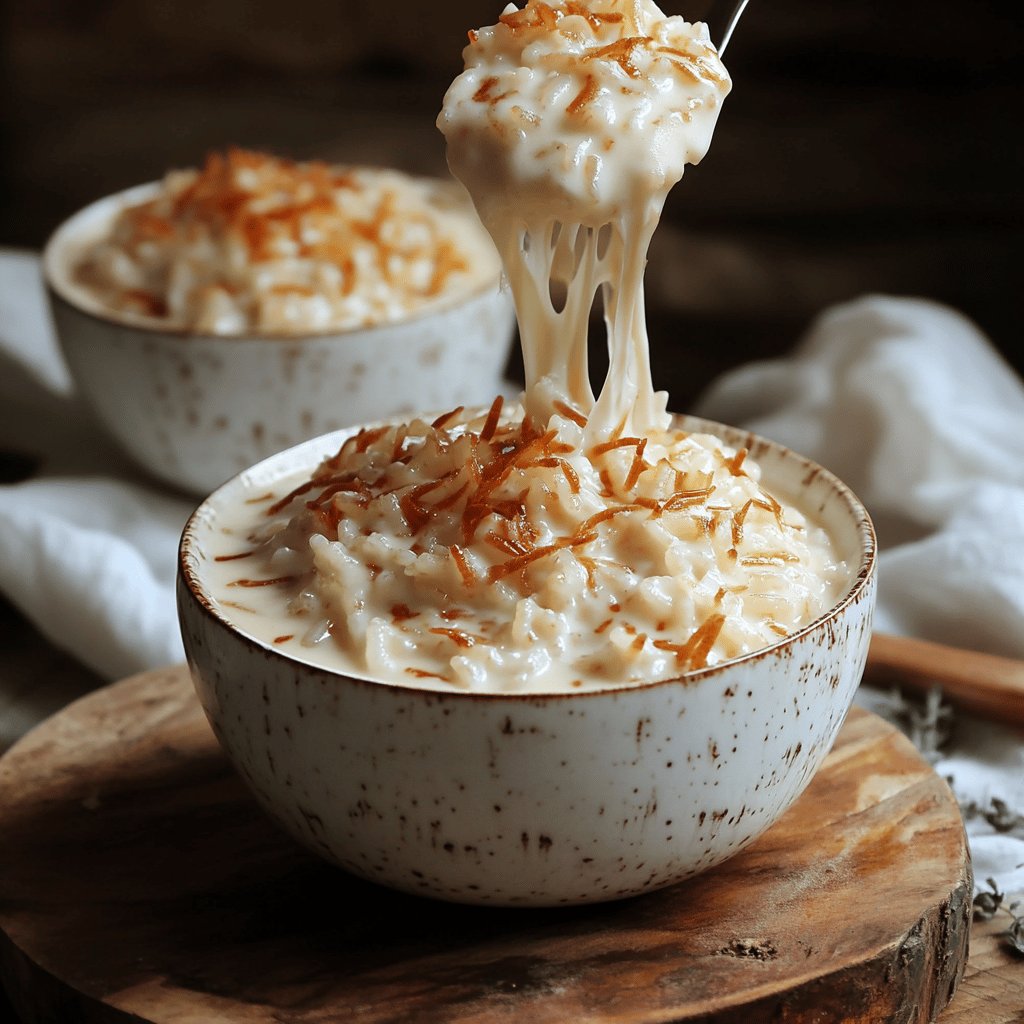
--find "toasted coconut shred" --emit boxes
[210,0,850,692]
[74,149,500,334]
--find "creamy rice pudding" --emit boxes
[204,0,851,693]
[73,149,501,334]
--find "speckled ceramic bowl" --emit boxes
[178,413,876,907]
[42,180,515,495]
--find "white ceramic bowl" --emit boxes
[177,414,876,907]
[42,180,516,495]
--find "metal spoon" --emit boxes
[700,0,750,55]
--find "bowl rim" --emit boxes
[41,173,506,343]
[178,410,877,703]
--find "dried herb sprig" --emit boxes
[1007,907,1024,957]
[973,877,1005,921]
[881,685,953,764]
[972,878,1024,957]
[984,798,1024,835]
[957,793,1024,838]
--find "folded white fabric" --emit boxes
[696,294,1024,659]
[695,293,1024,902]
[0,249,193,679]
[0,478,191,679]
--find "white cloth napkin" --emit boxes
[0,249,194,679]
[695,294,1024,903]
[695,296,1024,659]
[1,250,1022,901]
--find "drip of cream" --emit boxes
[438,0,731,437]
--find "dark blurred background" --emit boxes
[1,0,1021,405]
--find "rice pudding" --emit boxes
[72,149,501,335]
[202,0,851,693]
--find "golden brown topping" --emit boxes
[473,76,500,102]
[389,424,409,463]
[406,667,449,680]
[449,544,478,587]
[129,209,175,241]
[400,474,457,533]
[481,394,505,441]
[431,406,465,430]
[486,530,527,556]
[255,399,823,690]
[119,289,168,318]
[731,497,753,547]
[662,487,712,512]
[227,576,298,588]
[653,612,726,670]
[577,554,599,588]
[429,627,486,648]
[624,437,648,490]
[574,504,646,539]
[589,435,644,458]
[655,44,729,86]
[759,490,787,530]
[355,426,389,453]
[214,550,256,562]
[567,74,599,116]
[559,459,582,493]
[553,399,588,427]
[726,447,747,476]
[563,1,624,29]
[487,534,594,581]
[583,36,649,78]
[99,148,483,328]
[167,149,353,262]
[426,240,469,296]
[434,481,471,511]
[500,1,560,32]
[460,426,556,542]
[740,553,800,566]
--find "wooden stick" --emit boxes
[865,632,1024,728]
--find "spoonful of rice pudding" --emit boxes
[439,0,731,438]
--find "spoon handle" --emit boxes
[865,632,1024,728]
[712,0,749,55]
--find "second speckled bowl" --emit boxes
[42,180,516,496]
[177,414,876,906]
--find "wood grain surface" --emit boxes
[0,665,974,1023]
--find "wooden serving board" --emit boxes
[0,666,971,1024]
